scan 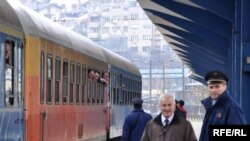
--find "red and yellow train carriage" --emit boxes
[0,1,141,141]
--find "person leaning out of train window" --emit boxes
[88,69,95,80]
[199,70,246,141]
[140,94,197,141]
[94,71,108,86]
[122,97,152,141]
[94,70,100,81]
[103,72,109,85]
[99,72,108,86]
[5,41,12,65]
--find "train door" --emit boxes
[0,36,25,140]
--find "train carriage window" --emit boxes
[126,91,129,105]
[4,40,14,106]
[17,44,24,106]
[4,40,24,106]
[47,55,53,104]
[87,67,94,104]
[96,82,99,104]
[87,78,91,104]
[40,52,45,104]
[76,64,81,104]
[113,88,116,105]
[55,57,61,104]
[100,82,104,104]
[122,90,125,105]
[63,60,68,103]
[81,65,86,104]
[92,78,95,104]
[5,41,13,66]
[70,62,75,104]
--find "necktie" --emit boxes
[163,119,169,133]
[165,119,169,126]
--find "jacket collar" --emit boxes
[132,109,144,113]
[154,113,180,126]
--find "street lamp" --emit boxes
[181,62,185,100]
[149,51,152,113]
[148,24,154,113]
[169,59,185,100]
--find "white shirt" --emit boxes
[161,114,174,126]
[212,99,216,106]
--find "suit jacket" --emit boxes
[141,113,197,141]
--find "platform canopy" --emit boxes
[138,0,250,123]
[137,0,236,84]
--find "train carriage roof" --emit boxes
[0,1,23,33]
[5,0,106,62]
[1,0,140,76]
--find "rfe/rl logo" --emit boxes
[213,129,247,136]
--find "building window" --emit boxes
[90,16,100,22]
[142,35,151,40]
[131,25,139,31]
[130,35,138,42]
[123,26,128,32]
[143,46,150,52]
[102,27,109,33]
[89,27,100,33]
[143,25,151,29]
[131,13,138,20]
[131,46,138,53]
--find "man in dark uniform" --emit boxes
[199,70,246,141]
[122,97,152,141]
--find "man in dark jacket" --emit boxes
[199,70,246,141]
[122,97,152,141]
[141,94,197,141]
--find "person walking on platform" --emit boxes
[175,100,187,118]
[141,94,197,141]
[199,70,246,141]
[122,97,152,141]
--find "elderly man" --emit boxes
[141,94,197,141]
[199,70,246,141]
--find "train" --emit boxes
[0,1,142,141]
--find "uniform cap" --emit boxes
[204,70,228,84]
[132,97,143,104]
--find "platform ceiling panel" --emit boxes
[137,0,234,84]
